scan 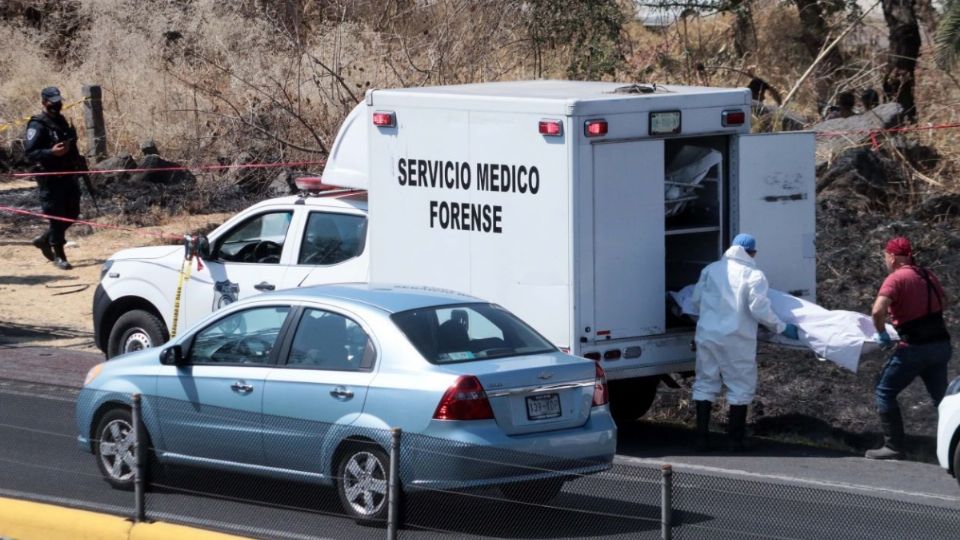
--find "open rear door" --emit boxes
[734,132,816,300]
[592,139,665,340]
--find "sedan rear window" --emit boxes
[391,303,555,364]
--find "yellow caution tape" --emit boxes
[169,255,195,338]
[0,98,88,133]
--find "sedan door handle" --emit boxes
[231,381,254,394]
[254,281,276,291]
[330,386,354,400]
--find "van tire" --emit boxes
[609,377,659,422]
[107,310,168,359]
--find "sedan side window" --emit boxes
[286,309,375,371]
[216,211,293,264]
[190,306,290,365]
[298,212,367,265]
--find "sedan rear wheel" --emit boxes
[93,409,137,490]
[337,446,391,523]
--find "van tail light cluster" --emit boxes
[372,111,396,127]
[592,363,609,407]
[584,119,608,137]
[722,110,745,127]
[433,375,494,420]
[539,120,563,137]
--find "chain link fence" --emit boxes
[2,385,959,540]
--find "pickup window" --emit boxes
[298,212,367,265]
[216,211,293,264]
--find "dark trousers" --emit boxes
[875,340,952,413]
[38,177,81,246]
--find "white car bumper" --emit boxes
[936,392,960,474]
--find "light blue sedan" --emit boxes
[76,284,616,521]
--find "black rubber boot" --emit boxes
[52,243,72,270]
[865,410,905,460]
[695,400,713,451]
[32,232,54,261]
[727,405,753,451]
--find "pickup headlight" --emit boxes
[100,259,114,280]
[946,376,960,397]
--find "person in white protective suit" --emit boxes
[690,233,799,451]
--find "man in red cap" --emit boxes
[867,237,952,459]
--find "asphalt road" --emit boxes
[2,381,960,539]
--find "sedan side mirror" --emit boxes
[160,345,184,366]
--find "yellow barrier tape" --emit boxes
[169,255,194,338]
[0,98,87,133]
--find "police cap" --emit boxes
[40,87,63,103]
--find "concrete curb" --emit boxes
[0,497,248,540]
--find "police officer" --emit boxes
[24,87,83,270]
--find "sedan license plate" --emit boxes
[526,393,561,421]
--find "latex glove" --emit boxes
[874,331,895,351]
[781,323,799,340]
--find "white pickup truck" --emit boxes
[94,80,816,420]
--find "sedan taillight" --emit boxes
[592,362,609,407]
[433,375,495,420]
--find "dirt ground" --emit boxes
[0,178,230,351]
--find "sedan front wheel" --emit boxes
[93,408,137,490]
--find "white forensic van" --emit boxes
[94,80,815,419]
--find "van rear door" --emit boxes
[591,139,665,341]
[734,132,816,300]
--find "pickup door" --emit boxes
[180,208,298,330]
[734,132,816,301]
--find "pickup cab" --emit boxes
[94,189,368,358]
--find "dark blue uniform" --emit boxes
[24,111,82,252]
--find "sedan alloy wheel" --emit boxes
[337,447,390,522]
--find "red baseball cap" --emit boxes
[885,237,912,257]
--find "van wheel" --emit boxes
[609,377,659,422]
[108,310,168,359]
[499,478,564,503]
[336,445,391,524]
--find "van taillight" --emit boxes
[433,375,494,420]
[722,110,745,126]
[539,120,563,136]
[592,363,609,407]
[373,111,396,127]
[584,119,608,137]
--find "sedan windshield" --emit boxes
[391,303,555,364]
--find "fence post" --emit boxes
[132,393,146,523]
[81,85,107,161]
[386,428,402,540]
[661,463,673,540]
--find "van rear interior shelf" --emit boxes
[664,136,727,328]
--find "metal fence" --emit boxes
[1,384,959,540]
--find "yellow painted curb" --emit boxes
[130,522,250,540]
[0,498,249,540]
[0,498,130,540]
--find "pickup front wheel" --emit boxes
[107,310,168,359]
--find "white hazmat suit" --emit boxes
[690,245,787,405]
